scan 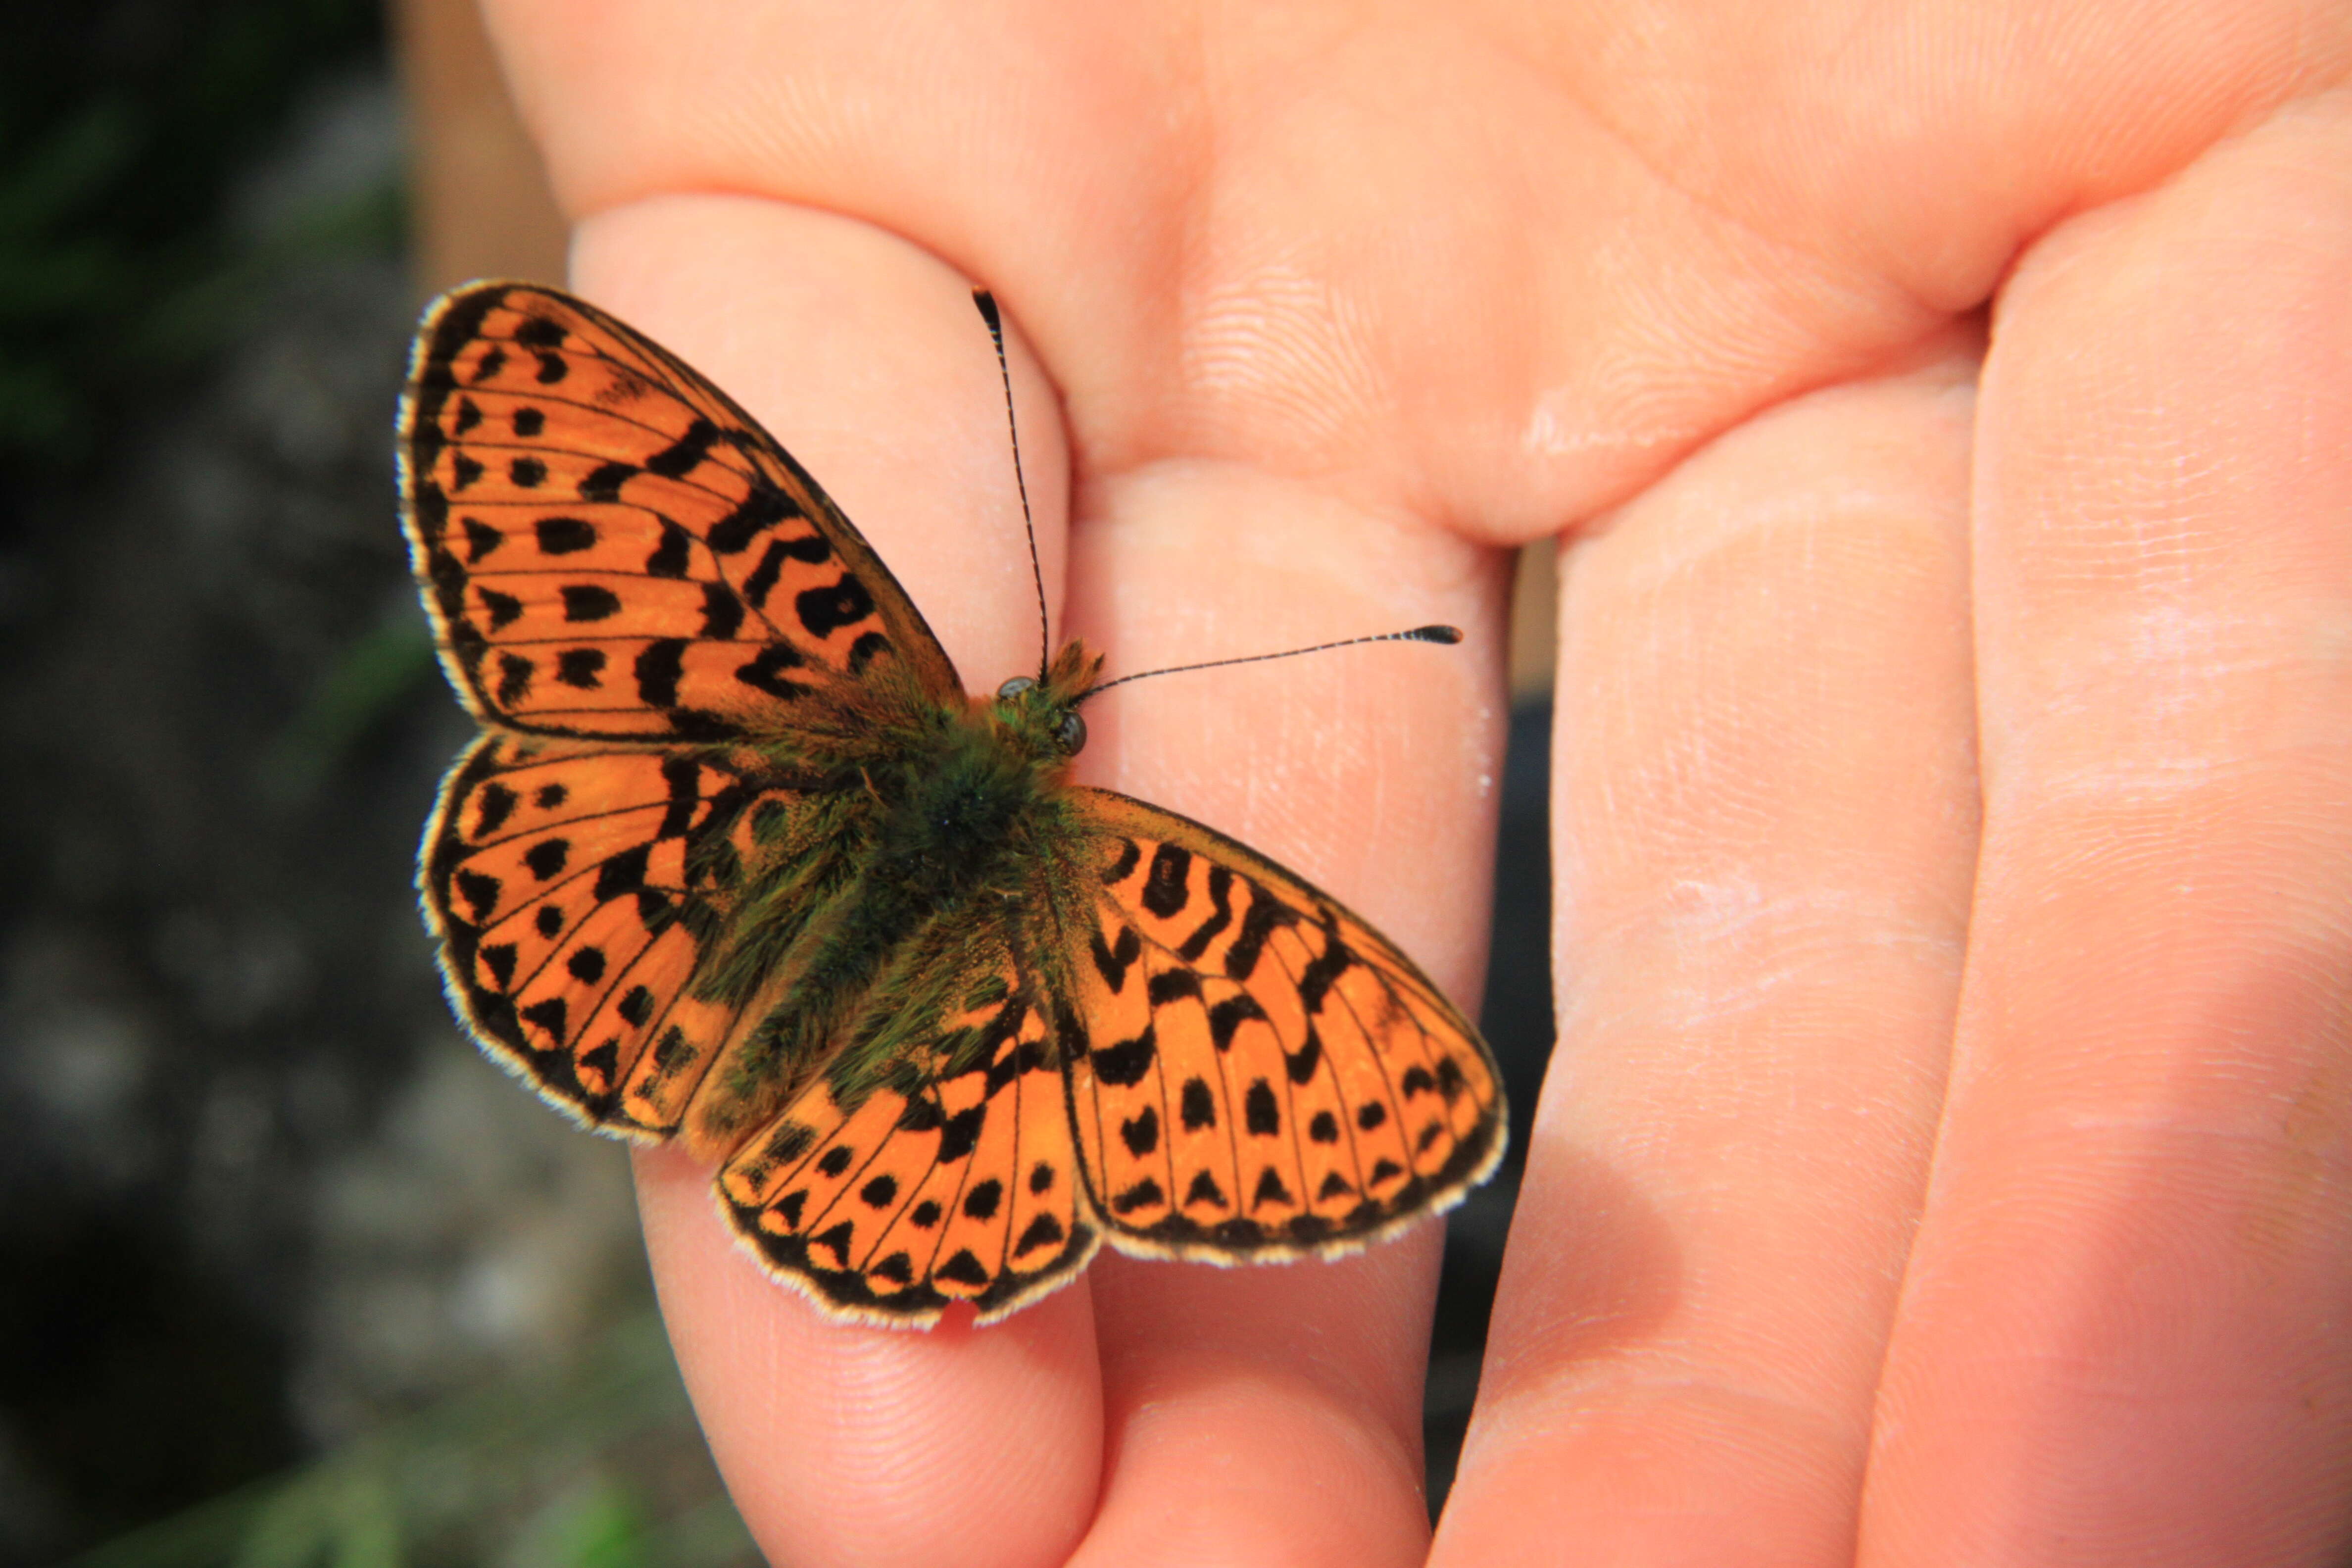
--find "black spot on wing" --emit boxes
[577,1039,619,1089]
[1120,1106,1160,1156]
[478,588,523,629]
[1142,844,1190,918]
[462,518,503,562]
[1284,1028,1321,1085]
[1090,1026,1156,1088]
[1224,886,1299,981]
[936,1251,990,1287]
[645,519,691,577]
[1177,866,1233,960]
[1243,1078,1279,1136]
[1298,925,1354,1013]
[795,574,874,638]
[1435,1055,1469,1104]
[579,461,635,502]
[535,515,595,555]
[520,995,567,1042]
[1206,993,1267,1052]
[1111,1180,1164,1216]
[644,418,718,479]
[554,648,605,688]
[1090,926,1140,992]
[735,643,811,701]
[471,783,518,838]
[706,483,795,554]
[1146,968,1202,1007]
[561,585,621,622]
[454,870,501,923]
[634,639,685,707]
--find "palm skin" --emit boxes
[480,2,2352,1564]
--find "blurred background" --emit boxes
[0,3,1559,1562]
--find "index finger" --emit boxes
[575,196,1107,1568]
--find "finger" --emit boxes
[1435,343,1980,1562]
[1060,462,1511,1564]
[1859,102,2352,1567]
[573,196,1103,1568]
[637,1145,1100,1567]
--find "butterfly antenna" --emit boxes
[1083,624,1463,701]
[974,290,1052,680]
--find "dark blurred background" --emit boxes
[0,4,1557,1561]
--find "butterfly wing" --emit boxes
[1060,788,1505,1260]
[424,733,863,1139]
[714,931,1100,1326]
[400,281,963,741]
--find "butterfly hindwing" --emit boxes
[424,732,833,1138]
[715,949,1100,1325]
[400,282,962,741]
[1063,789,1504,1261]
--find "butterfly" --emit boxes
[399,281,1505,1325]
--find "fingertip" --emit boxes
[636,1146,1105,1568]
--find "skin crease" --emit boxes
[474,3,2352,1565]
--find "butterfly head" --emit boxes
[992,640,1103,761]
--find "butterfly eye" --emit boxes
[997,677,1036,698]
[1056,711,1087,754]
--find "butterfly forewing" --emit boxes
[400,283,960,741]
[1063,790,1505,1259]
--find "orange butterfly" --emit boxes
[400,282,1505,1324]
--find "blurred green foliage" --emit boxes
[69,1319,756,1568]
[0,0,390,478]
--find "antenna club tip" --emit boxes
[1410,624,1464,644]
[972,289,1004,333]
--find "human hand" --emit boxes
[482,3,2352,1563]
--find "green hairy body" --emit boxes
[691,642,1100,1142]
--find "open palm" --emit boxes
[483,3,2352,1563]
